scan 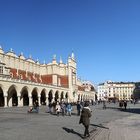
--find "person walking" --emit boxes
[77,101,81,116]
[55,102,61,116]
[79,102,92,138]
[35,100,39,113]
[66,103,72,116]
[61,102,66,116]
[103,100,106,109]
[124,100,127,110]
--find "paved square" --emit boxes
[0,103,140,140]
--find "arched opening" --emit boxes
[0,87,4,107]
[65,92,68,102]
[8,85,18,106]
[41,89,46,105]
[21,87,29,106]
[23,93,29,106]
[65,92,68,99]
[32,88,38,105]
[78,94,80,101]
[55,91,59,102]
[60,91,64,101]
[48,90,53,103]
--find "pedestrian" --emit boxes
[119,101,123,108]
[55,102,61,116]
[123,100,127,110]
[52,101,56,114]
[77,101,81,116]
[27,106,33,113]
[103,100,106,109]
[35,100,39,113]
[79,101,92,138]
[66,103,72,116]
[61,102,66,116]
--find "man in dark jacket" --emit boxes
[79,102,92,137]
[77,101,81,116]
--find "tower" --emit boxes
[68,52,77,102]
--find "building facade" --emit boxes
[0,47,95,107]
[97,81,135,101]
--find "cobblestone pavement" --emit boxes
[0,103,140,140]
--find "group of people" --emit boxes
[119,100,127,110]
[48,101,73,116]
[28,100,39,113]
[27,100,92,138]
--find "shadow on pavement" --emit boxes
[62,127,84,139]
[106,106,140,114]
[90,124,109,129]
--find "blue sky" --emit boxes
[0,0,140,85]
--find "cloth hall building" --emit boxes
[0,47,95,107]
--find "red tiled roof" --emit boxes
[10,68,69,88]
[10,68,18,79]
[59,76,69,88]
[41,75,52,85]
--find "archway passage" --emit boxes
[65,92,68,102]
[21,88,29,106]
[55,91,59,102]
[78,94,80,101]
[8,86,18,106]
[41,90,46,105]
[12,92,18,106]
[0,87,4,107]
[60,92,64,101]
[23,94,29,106]
[48,90,53,103]
[32,89,38,104]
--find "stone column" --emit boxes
[46,96,48,106]
[29,96,33,106]
[78,95,81,101]
[58,95,60,102]
[38,95,41,106]
[4,96,8,107]
[52,95,55,103]
[17,96,21,107]
[3,91,8,107]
